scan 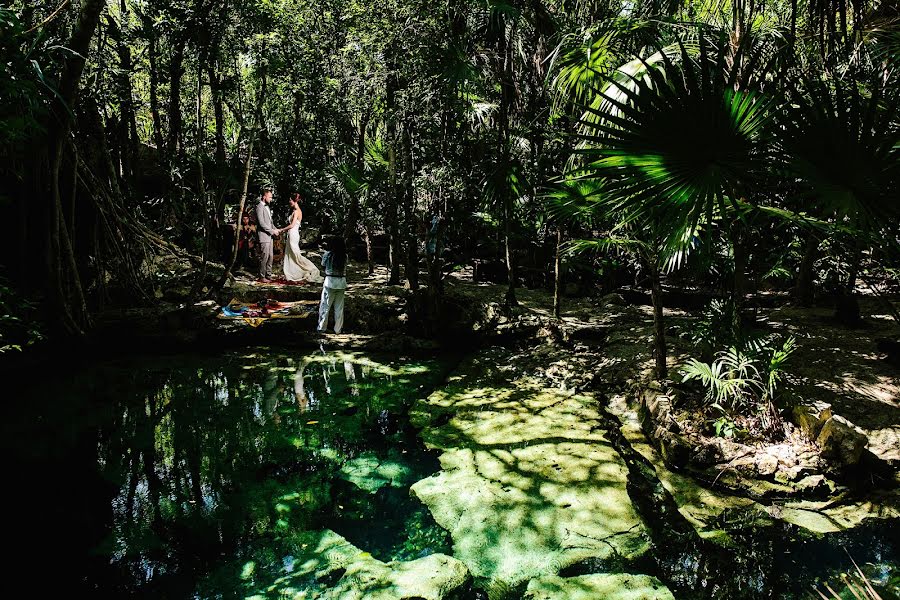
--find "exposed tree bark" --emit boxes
[731,223,748,312]
[189,64,210,301]
[365,226,375,275]
[166,38,187,160]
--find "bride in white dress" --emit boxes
[281,194,323,283]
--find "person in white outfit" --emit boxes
[317,236,347,334]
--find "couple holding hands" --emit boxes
[255,189,347,334]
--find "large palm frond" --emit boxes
[777,77,900,227]
[577,33,777,252]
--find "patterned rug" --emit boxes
[218,298,317,327]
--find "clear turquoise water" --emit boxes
[5,348,455,598]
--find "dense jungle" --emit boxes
[2,0,900,598]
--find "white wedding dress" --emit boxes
[283,222,323,283]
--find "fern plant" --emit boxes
[681,347,761,412]
[680,336,797,435]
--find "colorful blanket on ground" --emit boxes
[256,277,309,286]
[218,298,317,327]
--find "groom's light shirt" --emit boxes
[255,200,277,242]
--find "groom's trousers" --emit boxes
[318,286,345,333]
[259,240,273,279]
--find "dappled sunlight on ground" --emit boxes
[765,304,900,464]
[410,348,650,598]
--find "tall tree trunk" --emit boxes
[111,3,137,190]
[190,64,209,301]
[166,39,187,160]
[794,231,819,306]
[45,0,105,335]
[148,30,165,152]
[386,49,402,285]
[649,258,667,380]
[214,74,267,291]
[344,114,368,244]
[402,122,418,291]
[553,227,562,319]
[208,59,227,248]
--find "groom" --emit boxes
[255,189,279,282]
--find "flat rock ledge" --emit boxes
[243,529,469,600]
[608,394,900,545]
[410,348,649,599]
[524,573,675,600]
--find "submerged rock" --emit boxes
[245,529,469,600]
[410,350,649,598]
[339,451,414,493]
[524,573,675,600]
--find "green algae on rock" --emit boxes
[523,573,676,600]
[410,349,649,598]
[242,529,469,600]
[339,450,415,493]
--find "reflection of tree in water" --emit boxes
[83,351,446,596]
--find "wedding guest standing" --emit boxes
[237,213,256,272]
[317,236,347,334]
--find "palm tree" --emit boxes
[569,33,777,379]
[777,76,900,322]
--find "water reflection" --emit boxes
[5,349,452,598]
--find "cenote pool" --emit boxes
[4,347,899,599]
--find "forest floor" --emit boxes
[221,258,900,471]
[133,251,900,500]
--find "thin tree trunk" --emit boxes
[166,40,187,160]
[217,133,255,289]
[365,226,374,275]
[213,73,267,292]
[190,66,209,301]
[402,122,418,291]
[794,231,818,306]
[553,227,562,319]
[344,114,367,244]
[148,30,165,152]
[649,259,667,380]
[386,48,401,286]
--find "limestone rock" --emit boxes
[816,415,869,467]
[792,402,833,440]
[524,573,676,600]
[327,552,470,600]
[410,351,649,598]
[242,529,470,600]
[600,292,627,306]
[794,474,830,496]
[755,454,779,477]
